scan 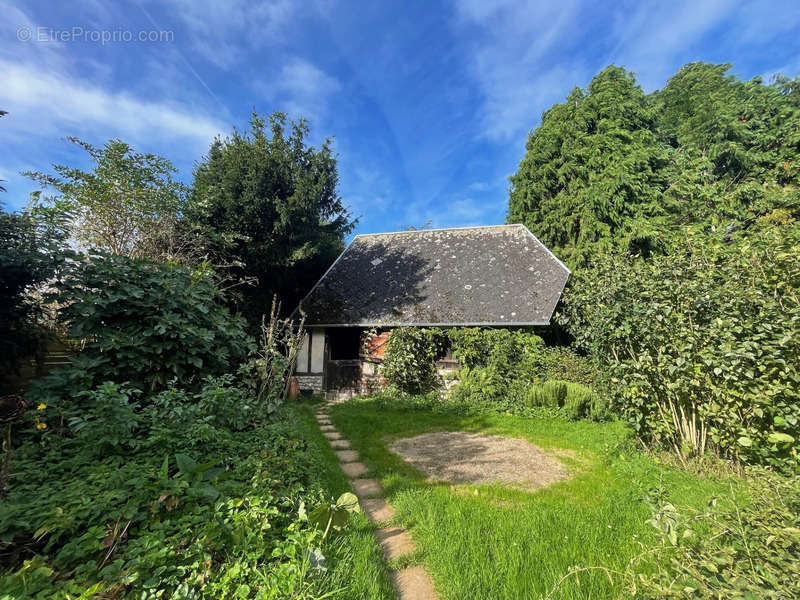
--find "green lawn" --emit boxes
[328,397,746,600]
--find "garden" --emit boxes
[2,60,800,599]
[341,325,799,599]
[0,251,395,599]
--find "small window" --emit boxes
[328,328,362,360]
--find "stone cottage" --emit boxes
[293,224,570,398]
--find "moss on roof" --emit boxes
[300,224,570,326]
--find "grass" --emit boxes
[290,401,396,600]
[328,396,747,600]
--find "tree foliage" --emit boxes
[24,138,195,263]
[189,112,355,321]
[508,66,670,266]
[509,63,800,268]
[558,226,799,471]
[49,253,250,392]
[511,61,800,472]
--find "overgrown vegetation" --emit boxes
[380,327,448,395]
[44,252,250,394]
[381,327,604,420]
[0,255,387,598]
[507,61,800,475]
[0,117,383,596]
[559,227,800,471]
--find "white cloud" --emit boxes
[606,0,735,90]
[451,0,796,140]
[256,57,341,123]
[451,0,586,141]
[0,59,226,149]
[160,0,296,68]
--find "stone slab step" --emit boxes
[335,450,360,463]
[375,526,416,561]
[391,567,439,600]
[352,477,383,498]
[341,461,369,478]
[361,498,396,522]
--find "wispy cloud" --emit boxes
[0,59,226,149]
[606,0,734,89]
[451,0,586,141]
[268,58,342,123]
[160,0,296,68]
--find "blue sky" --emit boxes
[2,1,799,235]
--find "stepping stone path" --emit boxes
[314,403,439,600]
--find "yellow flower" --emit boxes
[36,422,47,431]
[37,403,47,411]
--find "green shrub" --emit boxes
[52,252,251,392]
[527,380,566,408]
[563,381,594,419]
[560,226,800,471]
[525,380,598,420]
[449,366,509,406]
[539,346,598,387]
[381,327,448,394]
[448,327,545,378]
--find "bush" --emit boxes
[525,380,598,419]
[563,382,595,419]
[381,327,448,394]
[53,252,251,392]
[559,226,800,471]
[538,346,598,387]
[527,381,564,408]
[449,366,509,406]
[448,328,545,378]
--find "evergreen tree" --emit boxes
[189,112,354,322]
[508,66,669,267]
[654,62,800,232]
[508,62,800,266]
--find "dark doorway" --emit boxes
[327,328,362,360]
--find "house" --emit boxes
[293,224,570,397]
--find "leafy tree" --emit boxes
[508,66,670,267]
[510,61,800,469]
[49,253,250,392]
[24,138,195,263]
[508,63,800,267]
[0,202,71,391]
[188,112,354,321]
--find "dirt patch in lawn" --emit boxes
[390,431,568,492]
